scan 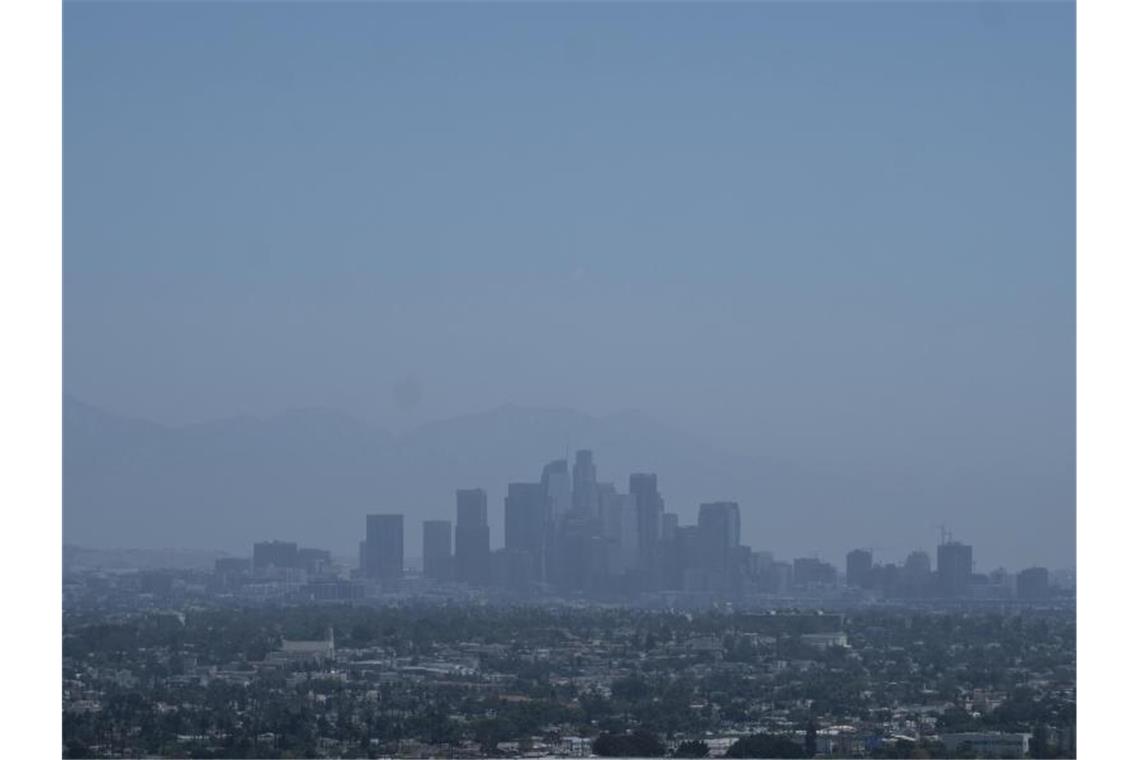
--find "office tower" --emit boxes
[540,460,572,585]
[572,449,599,517]
[846,549,873,589]
[871,562,901,596]
[555,510,599,591]
[698,502,741,560]
[1016,567,1051,601]
[599,485,638,577]
[422,520,452,581]
[253,540,299,570]
[677,525,707,591]
[659,512,681,589]
[936,540,973,597]
[505,482,546,585]
[698,502,742,591]
[454,488,491,585]
[903,550,933,596]
[541,459,572,519]
[629,473,665,588]
[363,514,404,586]
[597,481,618,536]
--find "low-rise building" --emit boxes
[265,627,335,665]
[940,731,1031,758]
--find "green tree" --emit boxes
[805,719,818,758]
[673,739,710,758]
[725,733,805,759]
[593,731,667,757]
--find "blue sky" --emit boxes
[64,2,1074,563]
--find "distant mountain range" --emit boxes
[63,396,1066,568]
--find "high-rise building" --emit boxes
[253,540,299,570]
[422,520,452,581]
[903,550,933,597]
[362,514,404,586]
[541,460,572,585]
[698,503,741,557]
[937,540,974,597]
[660,512,682,589]
[599,484,638,577]
[629,473,664,588]
[454,488,490,585]
[698,502,741,591]
[731,544,753,593]
[1016,567,1051,601]
[572,450,599,517]
[541,460,572,520]
[554,510,599,591]
[676,525,706,591]
[846,549,873,589]
[870,562,901,596]
[505,482,546,585]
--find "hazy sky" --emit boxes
[65,1,1074,557]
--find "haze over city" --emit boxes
[51,1,1086,758]
[64,2,1074,570]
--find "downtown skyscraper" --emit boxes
[454,488,490,585]
[422,520,452,581]
[361,514,403,588]
[630,472,665,589]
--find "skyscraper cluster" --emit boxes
[349,452,1055,602]
[359,450,753,595]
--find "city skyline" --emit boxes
[235,448,1060,590]
[64,395,1070,572]
[65,2,1075,580]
